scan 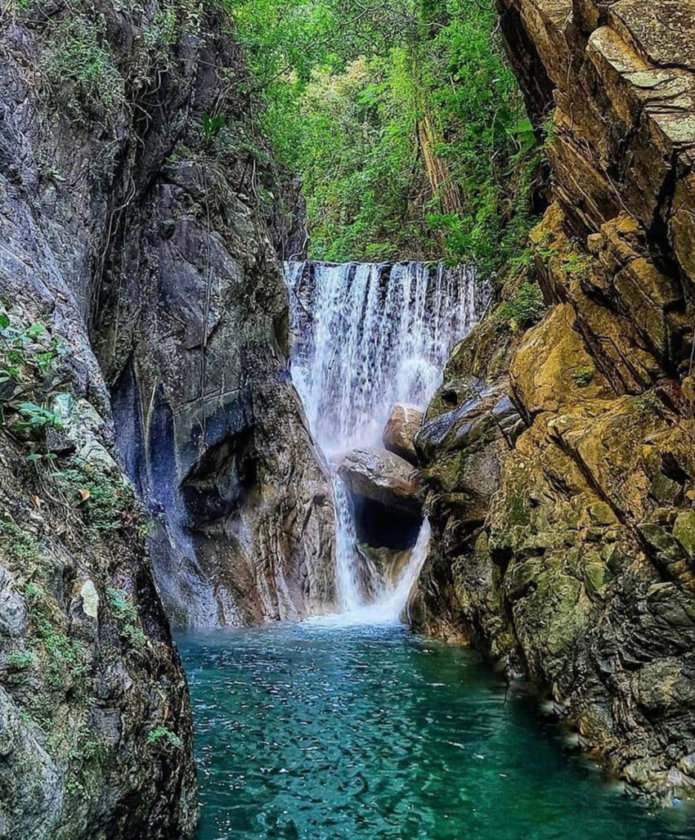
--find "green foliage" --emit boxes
[6,651,37,671]
[0,315,61,387]
[107,588,147,648]
[43,15,125,123]
[563,252,592,279]
[147,726,184,750]
[0,518,41,565]
[232,0,538,272]
[13,402,63,436]
[0,309,67,442]
[202,113,226,143]
[498,280,546,330]
[25,583,87,691]
[571,367,595,388]
[55,461,138,534]
[144,7,178,49]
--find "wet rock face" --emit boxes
[0,3,204,835]
[90,16,336,627]
[416,0,695,798]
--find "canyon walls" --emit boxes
[0,0,333,834]
[414,0,695,798]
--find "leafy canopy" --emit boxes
[229,0,538,275]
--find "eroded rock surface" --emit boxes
[382,403,423,464]
[0,0,331,834]
[414,0,695,798]
[338,448,421,517]
[89,10,336,627]
[338,447,422,550]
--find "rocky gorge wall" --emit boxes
[0,0,334,835]
[413,0,695,799]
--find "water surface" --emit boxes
[178,624,695,840]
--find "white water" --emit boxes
[286,261,481,455]
[285,260,481,622]
[306,520,431,628]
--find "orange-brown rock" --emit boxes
[382,403,424,464]
[415,0,695,799]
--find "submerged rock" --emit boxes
[382,403,423,465]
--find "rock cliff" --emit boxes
[414,0,695,798]
[0,0,333,834]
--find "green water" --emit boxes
[178,623,695,840]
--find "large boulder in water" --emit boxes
[338,448,422,549]
[338,447,422,518]
[382,403,423,465]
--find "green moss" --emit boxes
[0,518,40,564]
[673,510,695,558]
[55,460,138,534]
[571,367,595,388]
[6,651,37,671]
[25,584,87,691]
[562,252,592,280]
[635,392,662,414]
[507,490,531,529]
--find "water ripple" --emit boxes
[178,624,695,840]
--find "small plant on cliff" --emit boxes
[0,310,68,448]
[55,460,139,534]
[6,651,37,671]
[107,587,147,648]
[0,517,41,564]
[25,582,88,692]
[571,367,595,388]
[499,280,546,330]
[43,15,125,125]
[146,726,183,751]
[202,112,226,144]
[563,252,592,281]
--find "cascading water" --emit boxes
[286,261,482,455]
[285,260,483,620]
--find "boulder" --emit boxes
[382,403,423,464]
[338,448,421,518]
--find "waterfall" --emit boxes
[285,260,482,621]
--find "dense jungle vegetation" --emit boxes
[229,0,540,275]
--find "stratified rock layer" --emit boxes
[414,0,695,798]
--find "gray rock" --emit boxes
[338,447,421,518]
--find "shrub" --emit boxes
[498,280,546,330]
[571,367,595,388]
[43,15,125,124]
[147,726,183,750]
